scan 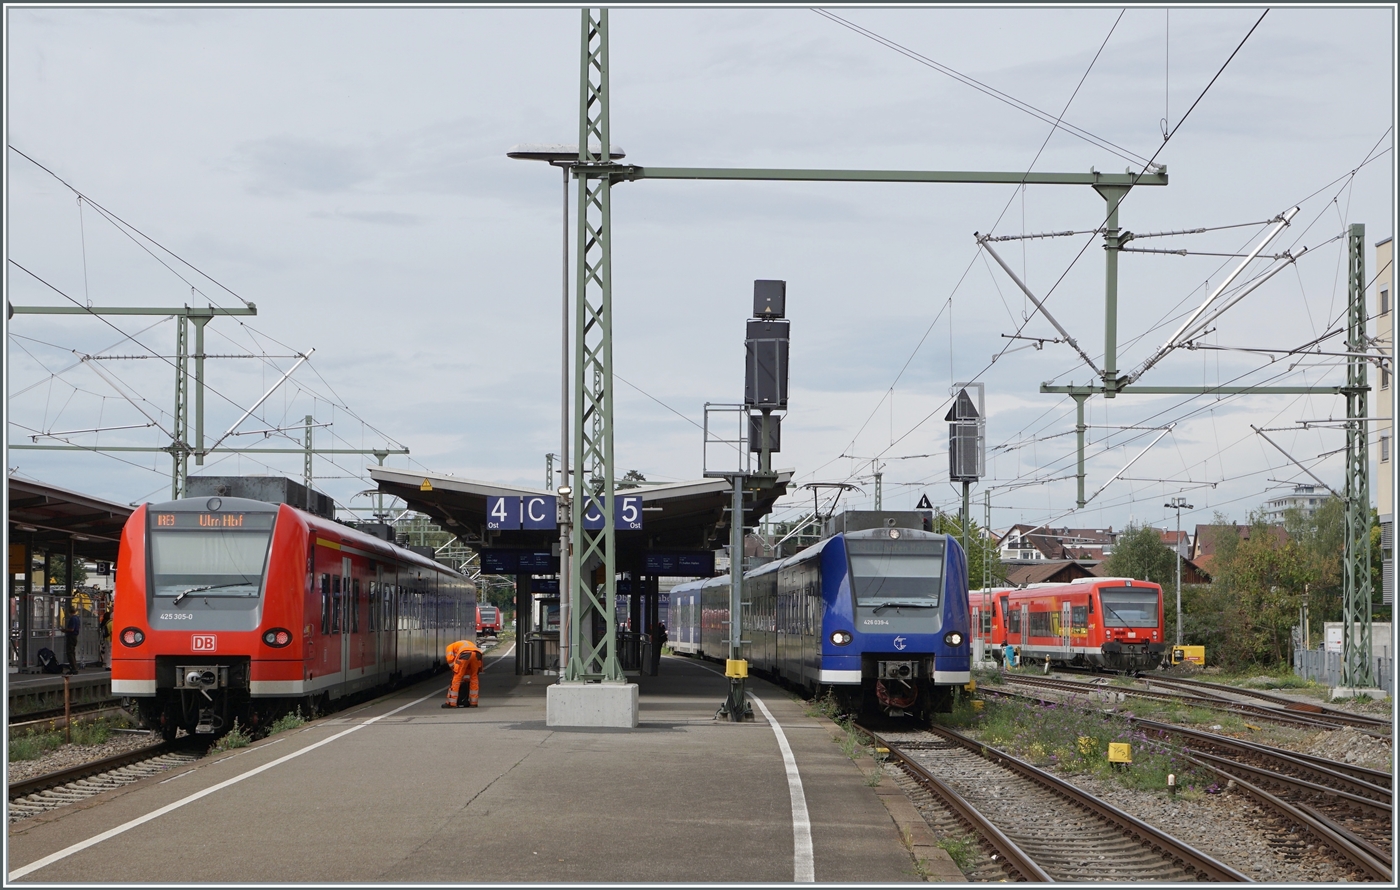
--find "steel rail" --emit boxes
[1188,749,1391,819]
[1186,755,1392,882]
[8,700,127,729]
[1004,674,1388,736]
[1146,676,1391,730]
[908,722,1251,882]
[1129,717,1392,796]
[7,740,187,800]
[860,726,1053,882]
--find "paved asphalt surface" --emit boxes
[7,647,926,883]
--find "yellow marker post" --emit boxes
[1108,742,1132,770]
[725,659,748,679]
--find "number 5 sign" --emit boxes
[581,495,644,530]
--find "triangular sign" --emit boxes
[916,494,933,510]
[944,388,979,422]
[420,479,434,492]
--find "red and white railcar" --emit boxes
[972,578,1165,671]
[112,495,474,738]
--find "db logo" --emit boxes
[191,634,217,652]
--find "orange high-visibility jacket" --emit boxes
[446,640,480,665]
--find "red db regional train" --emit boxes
[973,578,1166,671]
[112,494,475,738]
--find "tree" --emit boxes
[618,469,647,490]
[1204,512,1318,668]
[927,512,1005,591]
[1101,523,1178,586]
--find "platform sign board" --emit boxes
[644,551,716,576]
[486,496,559,531]
[531,578,560,594]
[481,549,560,575]
[521,496,557,530]
[581,495,644,531]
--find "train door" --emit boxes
[1060,601,1072,659]
[1018,604,1030,651]
[338,556,351,691]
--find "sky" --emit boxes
[4,4,1397,541]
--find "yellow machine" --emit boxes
[1169,645,1205,666]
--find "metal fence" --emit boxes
[1292,648,1394,695]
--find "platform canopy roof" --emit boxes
[7,477,133,563]
[368,465,793,574]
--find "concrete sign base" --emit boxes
[547,682,639,728]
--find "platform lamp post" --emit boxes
[1164,497,1193,646]
[507,143,626,679]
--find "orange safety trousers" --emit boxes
[445,641,482,708]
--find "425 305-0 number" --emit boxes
[160,613,194,620]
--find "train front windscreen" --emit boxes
[846,538,944,608]
[1098,587,1159,627]
[147,509,276,603]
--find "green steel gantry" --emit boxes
[1343,224,1373,688]
[8,303,406,500]
[559,7,1170,698]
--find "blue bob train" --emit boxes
[668,511,971,720]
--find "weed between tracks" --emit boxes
[8,716,125,761]
[210,720,252,753]
[959,696,1215,794]
[935,835,977,871]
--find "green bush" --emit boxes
[8,730,62,761]
[267,709,306,735]
[973,697,1211,792]
[211,719,252,753]
[68,719,112,746]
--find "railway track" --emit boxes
[7,740,202,823]
[1002,673,1390,736]
[862,722,1249,882]
[8,699,128,730]
[978,682,1392,880]
[1145,676,1392,732]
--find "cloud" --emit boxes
[309,209,424,226]
[235,137,375,195]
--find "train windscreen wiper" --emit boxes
[172,582,250,606]
[872,601,936,612]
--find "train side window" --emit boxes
[352,579,361,633]
[1007,608,1020,633]
[320,574,331,634]
[1071,605,1088,629]
[332,575,342,634]
[367,581,377,632]
[1087,596,1094,614]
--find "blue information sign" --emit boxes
[580,495,644,531]
[486,495,558,531]
[644,551,716,576]
[480,549,560,574]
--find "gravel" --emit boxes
[6,731,162,785]
[1043,766,1362,882]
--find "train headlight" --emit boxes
[262,628,293,648]
[943,631,964,647]
[119,627,145,647]
[830,630,853,646]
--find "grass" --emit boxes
[970,696,1213,793]
[211,719,252,753]
[267,709,306,735]
[7,716,120,760]
[936,835,978,871]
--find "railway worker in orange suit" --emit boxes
[442,640,482,708]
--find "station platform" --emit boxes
[7,645,963,883]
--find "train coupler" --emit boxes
[194,708,223,735]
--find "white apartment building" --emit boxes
[1261,483,1330,524]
